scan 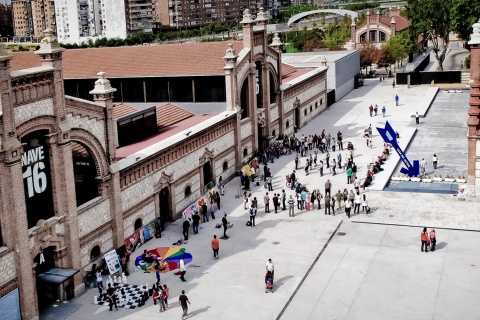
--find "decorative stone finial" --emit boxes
[0,42,12,62]
[391,17,396,25]
[89,72,117,95]
[321,56,327,67]
[223,43,237,60]
[469,19,480,45]
[241,9,254,24]
[376,9,380,15]
[367,10,370,15]
[271,33,283,47]
[35,28,65,55]
[351,21,356,27]
[256,7,267,22]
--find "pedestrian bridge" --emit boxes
[287,9,358,27]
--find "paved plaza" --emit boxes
[41,79,480,320]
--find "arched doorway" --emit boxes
[71,141,99,206]
[35,246,56,309]
[294,108,300,132]
[203,161,213,189]
[134,218,143,231]
[159,187,171,222]
[258,123,264,152]
[240,79,249,119]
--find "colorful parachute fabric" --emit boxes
[135,247,193,273]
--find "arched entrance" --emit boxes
[35,247,56,309]
[203,161,213,188]
[134,218,143,231]
[159,187,170,222]
[71,141,99,206]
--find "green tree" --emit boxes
[377,47,396,73]
[451,0,480,41]
[406,0,453,71]
[359,43,379,75]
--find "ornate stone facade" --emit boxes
[468,20,480,187]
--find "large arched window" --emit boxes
[72,141,99,206]
[269,71,276,104]
[360,32,367,42]
[240,79,249,119]
[184,185,192,197]
[134,218,143,231]
[380,31,387,42]
[90,245,101,260]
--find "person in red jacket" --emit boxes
[421,227,429,252]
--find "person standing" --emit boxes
[211,235,220,259]
[335,190,342,209]
[420,158,427,175]
[288,195,295,217]
[192,213,200,234]
[106,283,118,311]
[201,202,209,223]
[352,163,357,181]
[95,269,104,295]
[273,193,279,213]
[415,112,420,125]
[326,152,330,168]
[222,214,228,238]
[429,229,436,251]
[179,256,187,281]
[421,227,429,252]
[316,190,323,210]
[325,179,332,197]
[219,176,225,196]
[347,166,353,184]
[264,192,270,213]
[179,290,191,320]
[331,159,336,175]
[289,170,296,190]
[162,284,169,309]
[361,194,368,213]
[432,154,439,169]
[331,196,335,215]
[282,189,287,211]
[301,189,307,210]
[324,194,331,215]
[382,106,386,118]
[182,219,190,241]
[266,258,275,280]
[374,104,378,116]
[319,160,324,176]
[337,131,343,151]
[267,175,273,191]
[354,192,361,214]
[345,199,352,218]
[250,198,257,226]
[215,191,221,210]
[295,154,299,170]
[353,178,360,193]
[369,104,374,117]
[395,94,399,106]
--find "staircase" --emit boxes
[461,71,470,85]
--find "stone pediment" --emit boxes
[199,148,214,165]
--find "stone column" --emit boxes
[89,73,124,247]
[270,34,283,136]
[241,9,255,51]
[467,20,480,186]
[0,44,39,320]
[223,43,238,112]
[391,17,396,38]
[351,22,356,50]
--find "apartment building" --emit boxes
[0,3,13,37]
[158,0,279,29]
[12,0,56,37]
[125,0,153,33]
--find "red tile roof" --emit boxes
[10,41,245,78]
[113,103,138,119]
[155,103,194,128]
[281,63,297,78]
[116,114,215,159]
[380,15,409,32]
[282,67,315,84]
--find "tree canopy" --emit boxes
[406,0,452,70]
[451,0,480,41]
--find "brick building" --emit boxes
[0,9,327,319]
[12,0,56,38]
[348,7,409,50]
[468,19,480,188]
[0,3,13,37]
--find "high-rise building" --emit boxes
[125,0,153,33]
[157,0,279,30]
[0,3,13,37]
[12,0,55,38]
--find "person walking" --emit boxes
[335,190,342,209]
[316,190,323,210]
[421,227,429,252]
[347,166,353,184]
[179,290,191,319]
[352,163,357,181]
[106,283,118,311]
[354,192,361,214]
[264,192,270,213]
[331,137,336,152]
[432,154,438,169]
[222,214,228,238]
[415,112,420,125]
[288,195,295,217]
[353,177,360,193]
[395,94,399,106]
[179,256,187,281]
[211,235,219,259]
[295,154,299,170]
[266,259,275,281]
[420,158,427,175]
[201,202,209,223]
[382,105,386,118]
[282,189,287,210]
[162,284,169,309]
[429,229,436,251]
[267,175,273,191]
[289,170,296,190]
[215,191,221,210]
[319,160,324,176]
[326,152,330,168]
[192,212,200,234]
[331,196,335,215]
[325,179,332,197]
[345,199,352,218]
[273,193,279,213]
[369,104,374,117]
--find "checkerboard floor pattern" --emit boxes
[94,283,147,309]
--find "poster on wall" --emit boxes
[182,203,198,223]
[104,249,122,275]
[21,130,55,229]
[143,221,155,242]
[125,230,141,253]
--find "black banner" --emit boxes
[255,60,263,109]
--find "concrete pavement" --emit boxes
[40,78,478,320]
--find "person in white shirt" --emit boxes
[179,257,187,282]
[266,259,274,282]
[420,158,427,175]
[354,192,362,214]
[432,154,438,169]
[353,178,361,192]
[95,269,104,294]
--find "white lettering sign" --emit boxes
[22,146,47,198]
[256,69,260,94]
